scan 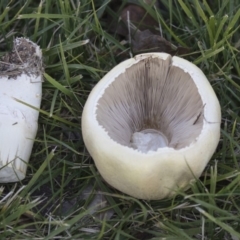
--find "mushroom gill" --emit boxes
[96,56,204,152]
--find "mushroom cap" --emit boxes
[82,53,221,200]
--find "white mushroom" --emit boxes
[0,38,43,182]
[82,53,221,200]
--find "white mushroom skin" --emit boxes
[0,38,42,182]
[82,53,221,200]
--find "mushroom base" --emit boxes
[0,165,25,182]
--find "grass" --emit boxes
[0,0,240,239]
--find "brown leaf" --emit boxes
[114,4,158,36]
[132,29,173,54]
[132,29,191,56]
[105,2,190,59]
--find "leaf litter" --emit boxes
[107,1,190,57]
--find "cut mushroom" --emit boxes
[0,38,43,182]
[82,53,221,200]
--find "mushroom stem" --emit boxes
[131,129,168,153]
[0,38,43,182]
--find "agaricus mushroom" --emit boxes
[0,38,43,182]
[82,53,221,200]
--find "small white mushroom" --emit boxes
[82,53,221,200]
[0,38,43,182]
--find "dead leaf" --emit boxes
[131,29,190,56]
[113,3,159,36]
[104,1,190,60]
[132,29,173,54]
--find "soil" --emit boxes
[0,38,44,79]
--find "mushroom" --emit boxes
[82,53,221,200]
[0,38,43,182]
